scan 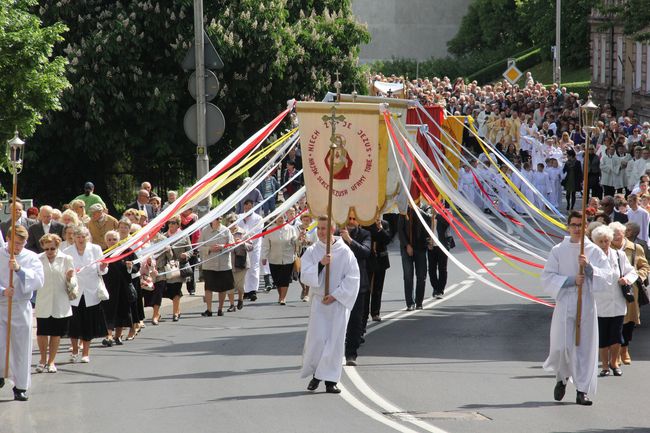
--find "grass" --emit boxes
[523,60,590,86]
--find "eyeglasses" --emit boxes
[169,222,179,225]
[42,247,57,251]
[568,223,582,228]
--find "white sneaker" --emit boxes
[46,364,57,373]
[70,353,80,363]
[303,296,309,302]
[80,356,90,363]
[35,363,45,373]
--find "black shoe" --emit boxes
[553,381,566,401]
[237,300,244,310]
[360,337,365,345]
[345,357,357,366]
[371,315,381,322]
[172,314,180,322]
[13,387,28,401]
[249,292,258,302]
[243,293,251,300]
[307,378,320,391]
[576,391,593,406]
[114,337,123,346]
[610,365,623,376]
[201,310,213,317]
[101,338,113,347]
[227,305,236,312]
[265,285,273,292]
[406,305,415,311]
[217,309,224,316]
[188,291,195,296]
[325,384,341,394]
[0,377,4,388]
[415,304,423,310]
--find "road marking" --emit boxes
[339,385,422,433]
[342,282,474,433]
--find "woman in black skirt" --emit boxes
[198,215,234,316]
[66,226,109,363]
[144,233,172,325]
[165,215,192,322]
[35,234,77,373]
[261,213,298,305]
[100,231,134,346]
[118,219,144,340]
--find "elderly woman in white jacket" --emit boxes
[590,225,637,378]
[261,213,298,305]
[35,234,77,373]
[63,225,108,363]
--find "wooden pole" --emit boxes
[575,134,591,346]
[4,152,19,379]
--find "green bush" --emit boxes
[466,47,542,84]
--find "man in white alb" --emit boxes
[238,200,264,301]
[300,216,360,394]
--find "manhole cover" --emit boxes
[385,411,491,421]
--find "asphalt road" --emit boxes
[2,231,650,433]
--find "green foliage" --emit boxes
[0,0,69,141]
[597,0,650,42]
[466,47,541,84]
[447,0,526,57]
[24,0,369,210]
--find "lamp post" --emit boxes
[575,93,599,346]
[4,131,25,379]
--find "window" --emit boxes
[617,36,623,86]
[601,34,606,84]
[636,42,642,90]
[593,35,599,82]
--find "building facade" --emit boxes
[590,4,650,121]
[352,0,473,63]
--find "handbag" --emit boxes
[164,260,181,280]
[97,277,110,301]
[65,280,79,301]
[126,282,137,303]
[180,261,193,279]
[234,254,247,270]
[446,236,456,250]
[617,251,635,303]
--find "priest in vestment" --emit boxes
[300,216,360,394]
[541,211,612,405]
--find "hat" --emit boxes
[84,182,94,190]
[88,203,104,214]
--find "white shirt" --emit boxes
[593,248,636,317]
[627,207,650,242]
[35,251,76,318]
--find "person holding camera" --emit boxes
[609,222,649,365]
[591,225,637,378]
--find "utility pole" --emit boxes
[193,0,209,216]
[554,0,561,85]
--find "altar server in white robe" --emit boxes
[531,163,552,209]
[458,164,477,208]
[600,146,621,197]
[238,200,264,301]
[0,225,45,401]
[300,216,360,394]
[541,213,612,406]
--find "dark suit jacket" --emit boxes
[610,211,629,224]
[127,201,154,220]
[341,226,371,293]
[0,217,36,239]
[364,220,391,271]
[26,221,65,253]
[397,207,431,251]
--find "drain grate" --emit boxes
[385,411,492,422]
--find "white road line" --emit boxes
[342,282,474,433]
[339,385,421,433]
[345,368,449,433]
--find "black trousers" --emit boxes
[185,255,198,294]
[622,321,635,346]
[587,175,602,200]
[427,247,448,295]
[602,185,616,197]
[362,268,387,333]
[345,291,366,359]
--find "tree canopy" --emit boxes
[24,0,369,211]
[0,0,69,141]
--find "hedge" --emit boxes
[466,47,542,84]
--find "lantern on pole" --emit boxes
[575,93,599,346]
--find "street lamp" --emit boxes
[4,131,25,380]
[575,92,600,346]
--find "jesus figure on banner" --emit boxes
[324,134,353,180]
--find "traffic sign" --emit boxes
[181,30,224,71]
[188,69,220,101]
[183,103,225,146]
[503,64,523,85]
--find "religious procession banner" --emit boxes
[296,102,385,225]
[439,116,466,188]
